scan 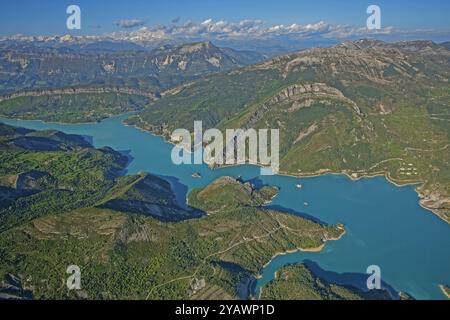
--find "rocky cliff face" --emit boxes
[136,40,450,224]
[0,41,263,96]
[241,82,362,130]
[249,39,450,84]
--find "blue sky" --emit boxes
[0,0,449,37]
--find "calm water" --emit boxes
[1,114,449,299]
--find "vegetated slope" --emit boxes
[0,123,199,231]
[0,92,150,123]
[133,39,450,223]
[97,172,202,222]
[187,176,278,212]
[259,263,400,300]
[0,202,342,299]
[0,41,264,122]
[0,125,345,300]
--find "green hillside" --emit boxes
[134,40,450,223]
[0,93,150,123]
[0,41,263,123]
[0,124,344,299]
[260,263,396,300]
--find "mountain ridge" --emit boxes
[0,40,264,96]
[129,39,450,223]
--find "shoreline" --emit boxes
[276,169,449,223]
[127,118,448,225]
[217,161,447,225]
[2,112,447,225]
[259,226,346,276]
[254,227,346,299]
[0,111,138,126]
[0,115,102,126]
[439,285,450,299]
[3,113,449,300]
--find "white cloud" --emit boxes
[115,19,146,29]
[5,17,449,46]
[105,18,409,44]
[323,24,393,39]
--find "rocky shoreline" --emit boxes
[125,115,450,225]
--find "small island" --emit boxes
[191,172,202,178]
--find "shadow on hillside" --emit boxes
[80,134,93,145]
[116,149,134,175]
[302,259,401,299]
[157,174,191,210]
[212,260,256,300]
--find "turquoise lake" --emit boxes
[1,114,449,300]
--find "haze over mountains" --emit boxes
[3,14,449,56]
[0,40,264,95]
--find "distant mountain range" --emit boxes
[0,33,336,57]
[0,40,264,96]
[3,31,450,56]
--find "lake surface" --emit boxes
[1,114,449,300]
